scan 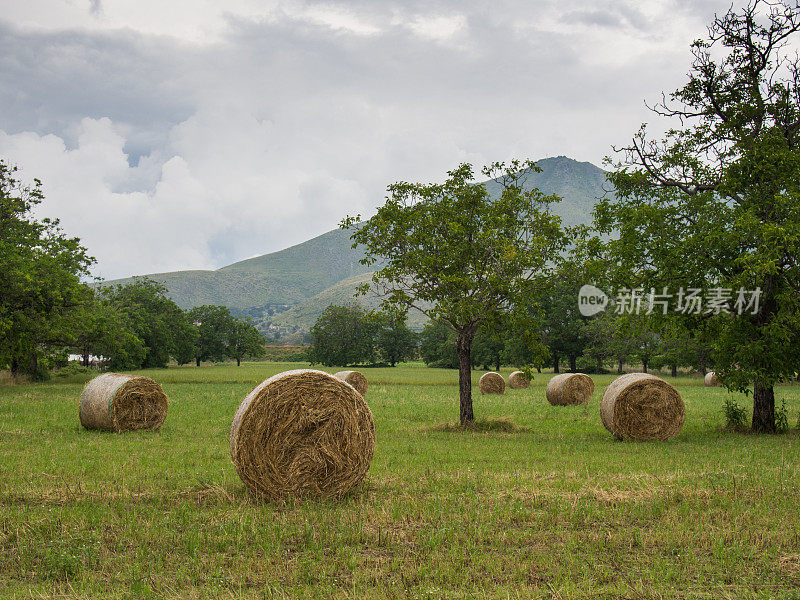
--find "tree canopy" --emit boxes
[596,0,800,432]
[0,161,95,379]
[344,161,567,424]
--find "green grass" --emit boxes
[1,363,799,599]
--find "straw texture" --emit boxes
[479,372,505,394]
[600,373,685,441]
[334,370,368,397]
[508,371,531,389]
[546,373,595,405]
[704,372,720,387]
[230,369,375,501]
[79,373,168,432]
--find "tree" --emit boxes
[0,161,95,379]
[69,290,146,371]
[344,161,566,425]
[187,305,236,366]
[227,318,266,366]
[597,1,800,432]
[418,321,458,368]
[538,272,589,373]
[102,278,195,368]
[307,303,377,367]
[372,307,417,367]
[472,324,506,371]
[582,312,638,375]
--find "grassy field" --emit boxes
[1,363,799,599]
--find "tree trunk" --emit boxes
[569,355,577,372]
[196,357,201,367]
[752,380,776,433]
[456,329,475,426]
[617,358,623,374]
[553,354,560,374]
[10,358,19,376]
[671,364,678,378]
[642,360,648,373]
[596,356,603,372]
[82,348,90,367]
[236,357,241,367]
[699,357,707,376]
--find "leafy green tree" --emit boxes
[69,290,146,370]
[597,1,800,432]
[307,303,376,367]
[0,161,95,379]
[472,324,506,371]
[102,278,195,368]
[227,318,266,366]
[652,316,717,377]
[501,294,551,373]
[344,161,566,425]
[187,305,236,366]
[537,264,589,373]
[418,321,458,369]
[582,312,637,375]
[372,307,417,367]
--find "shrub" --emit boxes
[722,397,748,432]
[776,399,789,433]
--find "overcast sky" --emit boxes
[0,0,724,280]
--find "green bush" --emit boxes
[776,399,789,433]
[722,397,748,432]
[52,361,95,379]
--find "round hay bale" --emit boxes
[79,373,168,432]
[508,371,530,389]
[546,373,595,406]
[600,373,685,441]
[704,371,720,387]
[230,369,375,501]
[334,370,368,397]
[479,372,505,394]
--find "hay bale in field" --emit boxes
[508,371,530,389]
[230,369,375,501]
[704,371,720,387]
[79,373,168,432]
[546,373,595,406]
[600,373,685,441]
[334,370,368,397]
[479,372,505,394]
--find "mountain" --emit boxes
[101,156,611,337]
[102,226,371,311]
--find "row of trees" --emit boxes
[417,303,716,377]
[0,169,265,379]
[307,303,417,367]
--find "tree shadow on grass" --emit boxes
[426,417,527,433]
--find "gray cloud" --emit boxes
[0,0,714,279]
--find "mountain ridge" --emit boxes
[100,156,611,337]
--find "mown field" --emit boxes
[1,363,799,599]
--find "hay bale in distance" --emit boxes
[600,373,685,441]
[479,372,505,394]
[546,373,595,405]
[79,373,168,432]
[508,371,530,389]
[230,369,375,501]
[704,371,720,387]
[334,370,368,397]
